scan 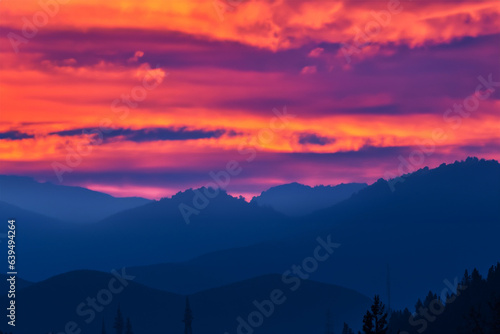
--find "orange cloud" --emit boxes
[1,0,499,197]
[2,0,499,52]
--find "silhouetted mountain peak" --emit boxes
[310,157,500,224]
[251,181,367,216]
[386,157,498,189]
[165,186,240,205]
[381,157,499,194]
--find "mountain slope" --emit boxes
[251,182,367,216]
[5,158,499,312]
[87,187,294,263]
[0,270,185,334]
[12,188,295,281]
[0,270,372,334]
[134,158,500,309]
[0,201,85,279]
[0,175,150,223]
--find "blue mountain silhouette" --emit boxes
[1,270,371,334]
[251,182,367,216]
[1,157,498,312]
[147,157,499,309]
[0,175,150,223]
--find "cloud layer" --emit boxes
[0,0,499,198]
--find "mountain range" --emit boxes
[1,270,372,334]
[251,182,367,216]
[0,157,498,321]
[0,175,150,223]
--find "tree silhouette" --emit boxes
[114,306,124,334]
[362,295,388,334]
[341,322,354,334]
[125,317,133,334]
[491,296,500,333]
[387,263,500,333]
[362,310,374,334]
[469,305,486,334]
[183,296,193,334]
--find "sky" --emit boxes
[0,0,499,199]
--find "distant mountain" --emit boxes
[191,274,371,334]
[0,175,150,223]
[86,187,293,264]
[133,158,500,310]
[0,201,86,277]
[4,158,499,312]
[0,270,371,334]
[0,270,184,334]
[0,200,65,230]
[251,182,367,216]
[11,188,293,281]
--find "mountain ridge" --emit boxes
[0,175,151,223]
[124,157,500,310]
[250,181,367,216]
[2,157,498,312]
[0,270,372,334]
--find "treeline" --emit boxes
[31,262,500,334]
[345,262,500,334]
[101,306,134,334]
[388,262,500,334]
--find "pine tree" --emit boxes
[468,305,485,334]
[372,295,388,334]
[342,322,354,334]
[491,296,500,333]
[113,306,124,334]
[125,317,133,334]
[362,295,388,334]
[362,311,374,334]
[183,296,193,334]
[462,269,471,287]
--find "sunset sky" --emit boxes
[1,0,499,199]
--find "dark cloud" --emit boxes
[282,145,415,162]
[338,104,401,115]
[49,127,229,142]
[0,131,34,140]
[457,141,500,155]
[0,26,316,73]
[217,98,301,112]
[298,133,335,146]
